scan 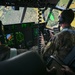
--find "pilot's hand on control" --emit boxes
[61,65,75,75]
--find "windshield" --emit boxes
[0,0,75,26]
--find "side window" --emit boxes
[45,9,59,28]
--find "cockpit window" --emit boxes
[0,0,75,26]
[0,7,38,25]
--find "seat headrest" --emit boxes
[0,51,47,75]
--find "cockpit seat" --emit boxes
[0,51,47,75]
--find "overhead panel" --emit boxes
[0,0,60,8]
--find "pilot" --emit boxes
[43,9,75,75]
[0,44,10,61]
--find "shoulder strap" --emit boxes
[63,46,75,65]
[10,48,17,58]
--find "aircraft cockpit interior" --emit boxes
[0,0,75,75]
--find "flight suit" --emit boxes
[43,26,75,58]
[43,26,75,75]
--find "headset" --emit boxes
[58,16,65,24]
[58,12,73,25]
